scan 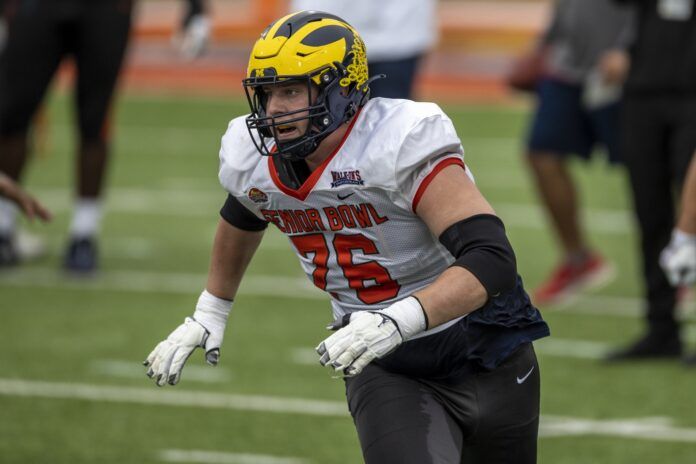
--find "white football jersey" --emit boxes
[219,98,472,338]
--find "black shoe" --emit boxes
[683,353,696,366]
[0,234,19,267]
[605,332,682,362]
[64,237,98,273]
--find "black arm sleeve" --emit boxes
[438,214,517,297]
[220,194,268,232]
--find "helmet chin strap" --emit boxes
[276,136,317,160]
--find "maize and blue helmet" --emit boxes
[243,11,371,160]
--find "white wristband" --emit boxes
[672,229,696,247]
[193,290,233,333]
[380,296,427,341]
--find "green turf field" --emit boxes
[1,92,695,463]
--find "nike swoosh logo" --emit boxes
[516,366,535,384]
[297,49,321,57]
[337,192,354,200]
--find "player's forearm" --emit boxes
[205,219,264,300]
[413,266,487,329]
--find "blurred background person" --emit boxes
[289,0,437,99]
[0,0,209,272]
[515,0,634,306]
[605,0,696,361]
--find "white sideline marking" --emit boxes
[92,360,231,383]
[0,378,349,416]
[2,378,696,443]
[159,449,309,464]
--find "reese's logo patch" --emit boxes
[248,188,269,203]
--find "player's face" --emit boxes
[262,81,317,142]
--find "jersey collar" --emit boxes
[268,108,362,202]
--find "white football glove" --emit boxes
[316,297,427,377]
[144,290,232,386]
[174,14,211,60]
[660,229,696,286]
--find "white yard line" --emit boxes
[2,377,696,443]
[0,378,348,416]
[540,415,696,442]
[159,449,309,464]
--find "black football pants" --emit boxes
[345,343,540,464]
[0,0,132,140]
[620,95,696,340]
[0,0,132,196]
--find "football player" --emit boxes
[145,11,549,463]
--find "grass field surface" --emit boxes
[1,92,695,463]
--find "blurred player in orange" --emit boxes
[519,0,634,306]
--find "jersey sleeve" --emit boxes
[394,108,466,211]
[218,115,259,197]
[217,115,270,222]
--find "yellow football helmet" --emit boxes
[243,11,372,160]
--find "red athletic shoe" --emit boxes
[533,254,614,306]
